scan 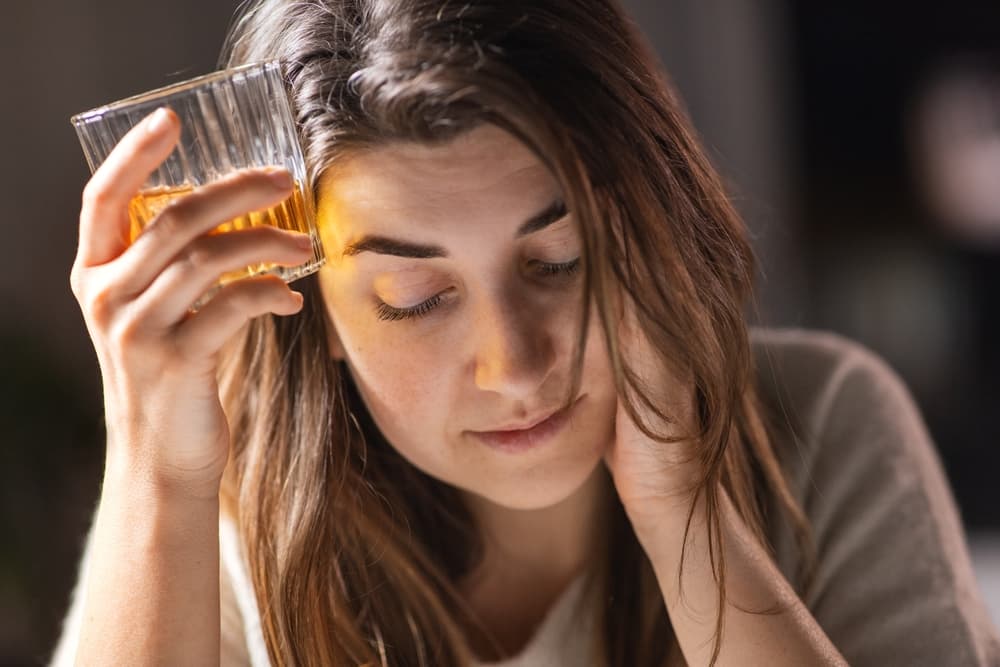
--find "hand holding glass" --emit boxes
[71,61,325,307]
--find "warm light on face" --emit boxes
[312,124,618,511]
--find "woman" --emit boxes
[51,0,1000,665]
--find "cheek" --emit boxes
[350,332,444,437]
[323,290,454,459]
[577,298,616,386]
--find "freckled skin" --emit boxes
[314,123,618,511]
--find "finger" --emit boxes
[135,226,313,328]
[113,167,296,296]
[78,107,181,267]
[173,275,303,360]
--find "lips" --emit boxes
[471,396,582,453]
[483,406,564,432]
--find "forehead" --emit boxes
[316,124,560,237]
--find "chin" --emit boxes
[466,447,608,512]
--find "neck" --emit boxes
[465,464,611,583]
[455,464,612,658]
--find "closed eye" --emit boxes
[373,258,581,322]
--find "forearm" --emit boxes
[635,489,846,667]
[75,461,221,666]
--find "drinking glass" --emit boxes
[70,61,325,302]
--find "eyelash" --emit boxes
[374,258,581,322]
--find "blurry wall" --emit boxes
[1,0,998,663]
[621,0,807,326]
[786,3,1000,529]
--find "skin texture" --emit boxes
[313,124,619,655]
[315,125,618,512]
[313,124,846,665]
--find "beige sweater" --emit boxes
[48,328,1000,666]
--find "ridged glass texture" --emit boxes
[70,62,325,295]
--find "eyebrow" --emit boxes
[341,199,568,259]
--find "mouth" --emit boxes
[470,395,583,454]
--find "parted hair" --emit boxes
[216,1,812,665]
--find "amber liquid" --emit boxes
[127,181,320,286]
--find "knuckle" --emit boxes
[149,200,188,238]
[85,281,117,327]
[108,312,143,349]
[150,188,213,239]
[81,179,110,212]
[181,238,220,274]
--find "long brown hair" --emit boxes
[216,1,812,665]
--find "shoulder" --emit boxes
[749,327,1000,666]
[749,326,907,424]
[747,326,944,537]
[748,326,926,477]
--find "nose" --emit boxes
[472,294,556,399]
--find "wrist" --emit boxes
[625,487,709,562]
[614,461,703,535]
[103,450,224,505]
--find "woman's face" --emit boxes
[315,124,617,511]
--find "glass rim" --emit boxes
[69,60,282,127]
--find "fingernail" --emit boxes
[268,169,294,189]
[147,107,173,134]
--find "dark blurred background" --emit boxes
[1,0,998,663]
